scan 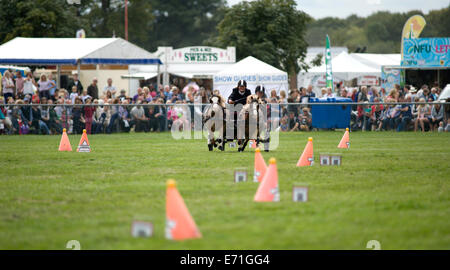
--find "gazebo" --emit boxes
[0,37,162,88]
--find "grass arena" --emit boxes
[0,131,449,249]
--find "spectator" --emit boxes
[430,101,444,131]
[414,98,431,132]
[155,98,166,132]
[47,99,62,134]
[133,88,144,103]
[15,71,25,99]
[80,89,92,104]
[357,101,371,131]
[20,96,32,128]
[288,111,300,131]
[2,70,15,101]
[321,88,328,98]
[287,89,300,117]
[70,86,79,104]
[163,85,172,100]
[83,98,96,134]
[94,100,110,134]
[306,85,316,98]
[104,90,113,102]
[48,74,57,100]
[103,78,117,98]
[130,101,149,132]
[340,88,348,98]
[430,88,438,100]
[325,87,335,98]
[379,88,387,99]
[370,98,384,131]
[72,97,84,134]
[397,95,413,132]
[87,78,99,100]
[169,87,182,103]
[31,101,50,135]
[279,116,289,132]
[118,89,127,101]
[299,107,312,131]
[299,87,309,104]
[118,99,131,132]
[421,87,434,102]
[106,98,121,133]
[23,72,37,97]
[37,74,55,100]
[67,74,83,94]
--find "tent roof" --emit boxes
[215,56,286,76]
[350,53,400,69]
[129,62,233,79]
[304,51,380,80]
[0,37,162,65]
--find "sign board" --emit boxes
[358,75,379,86]
[320,154,342,166]
[131,221,153,238]
[381,66,403,90]
[170,46,236,64]
[292,187,308,202]
[402,38,450,68]
[234,169,248,183]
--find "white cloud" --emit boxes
[226,0,449,19]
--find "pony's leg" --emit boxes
[207,122,215,151]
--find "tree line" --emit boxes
[0,0,448,88]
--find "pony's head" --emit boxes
[209,93,225,108]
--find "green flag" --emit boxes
[325,35,334,91]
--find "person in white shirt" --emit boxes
[103,78,117,98]
[70,86,79,104]
[2,70,15,100]
[23,72,37,97]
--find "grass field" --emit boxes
[0,131,449,250]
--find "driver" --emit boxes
[228,80,251,105]
[227,80,252,140]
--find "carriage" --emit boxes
[203,93,270,152]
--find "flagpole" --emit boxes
[125,0,128,40]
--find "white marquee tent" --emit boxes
[0,37,162,66]
[350,53,400,69]
[298,51,391,94]
[213,56,289,99]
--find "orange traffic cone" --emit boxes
[253,148,267,182]
[166,179,202,240]
[296,137,314,167]
[254,158,279,202]
[77,129,91,152]
[338,128,350,148]
[58,128,72,151]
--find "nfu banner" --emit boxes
[402,38,450,68]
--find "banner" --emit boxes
[325,35,334,91]
[400,15,426,60]
[402,38,450,68]
[170,46,235,64]
[381,66,402,90]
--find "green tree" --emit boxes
[210,0,310,89]
[83,0,155,50]
[148,0,227,51]
[0,0,89,43]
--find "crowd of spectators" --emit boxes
[332,83,450,132]
[0,71,215,135]
[1,69,449,135]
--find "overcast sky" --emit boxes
[226,0,449,19]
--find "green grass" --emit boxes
[0,131,449,250]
